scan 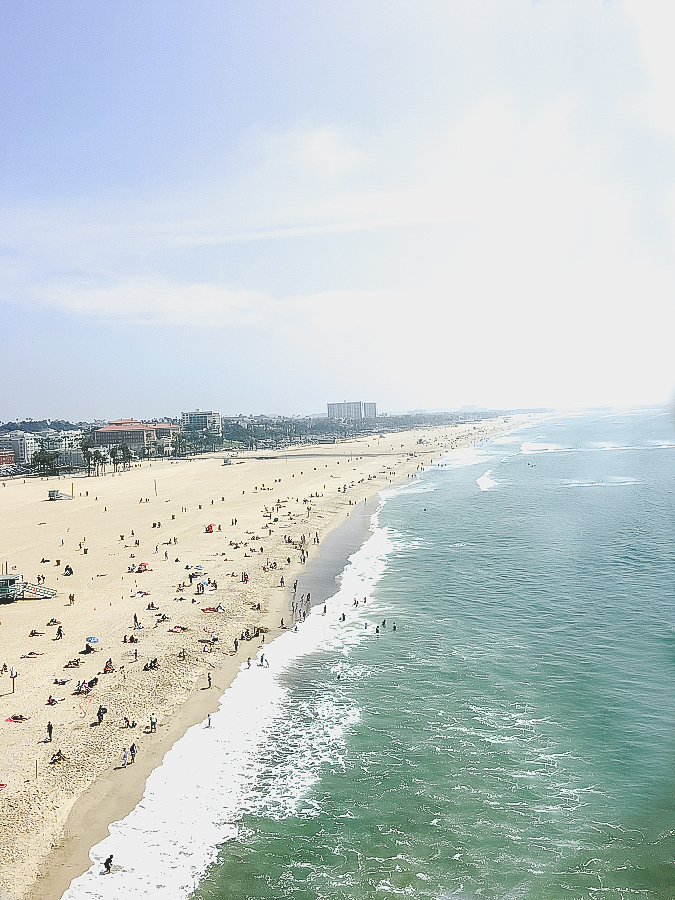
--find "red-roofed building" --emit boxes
[94,419,179,455]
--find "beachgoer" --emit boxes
[46,721,53,742]
[150,713,157,732]
[207,673,212,689]
[104,854,113,875]
[130,743,137,763]
[121,748,128,767]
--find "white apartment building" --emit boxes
[0,431,38,464]
[181,409,222,435]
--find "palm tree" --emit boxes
[109,446,119,472]
[32,448,60,476]
[171,434,187,458]
[80,433,95,476]
[120,444,132,469]
[92,449,104,476]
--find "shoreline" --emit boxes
[27,499,381,900]
[0,419,531,900]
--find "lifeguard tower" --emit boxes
[0,574,57,602]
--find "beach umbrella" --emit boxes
[86,636,99,643]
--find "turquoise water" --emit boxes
[193,408,675,900]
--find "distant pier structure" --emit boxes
[327,401,377,421]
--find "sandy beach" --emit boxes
[0,418,524,900]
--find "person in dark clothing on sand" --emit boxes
[104,854,113,874]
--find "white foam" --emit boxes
[520,441,562,454]
[562,477,637,488]
[492,434,519,445]
[476,470,496,491]
[434,446,494,470]
[60,521,395,900]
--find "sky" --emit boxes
[2,0,675,421]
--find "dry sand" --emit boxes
[0,418,527,900]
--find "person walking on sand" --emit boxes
[130,742,137,763]
[55,625,63,640]
[104,854,113,875]
[46,721,53,742]
[207,672,212,689]
[121,748,128,767]
[149,713,157,732]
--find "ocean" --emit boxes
[62,407,675,900]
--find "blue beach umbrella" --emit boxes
[86,636,99,643]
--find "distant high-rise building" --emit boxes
[327,401,377,420]
[181,409,222,435]
[327,401,361,420]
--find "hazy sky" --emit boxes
[2,1,674,420]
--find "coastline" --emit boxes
[26,501,381,900]
[0,418,529,900]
